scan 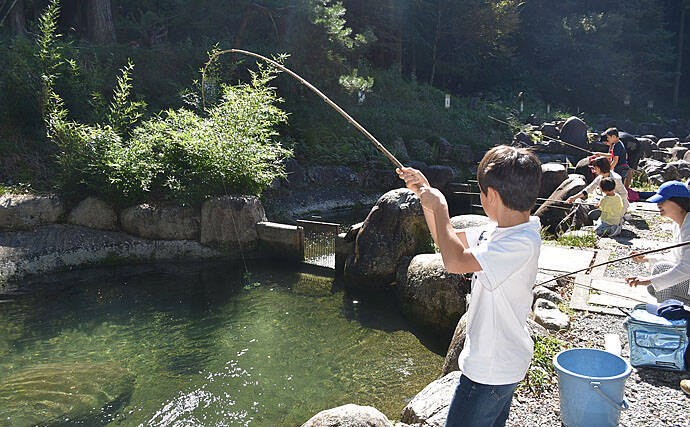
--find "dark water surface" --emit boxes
[0,260,444,426]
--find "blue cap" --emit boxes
[647,181,690,203]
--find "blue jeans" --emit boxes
[445,374,518,427]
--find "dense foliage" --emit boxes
[1,0,689,194]
[38,1,290,206]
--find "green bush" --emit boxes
[50,66,291,206]
[40,1,291,206]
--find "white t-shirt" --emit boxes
[458,216,542,385]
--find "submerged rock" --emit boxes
[0,361,135,425]
[302,404,393,427]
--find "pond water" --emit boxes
[0,260,445,426]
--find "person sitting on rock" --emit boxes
[594,177,623,237]
[627,181,690,306]
[558,156,629,232]
[601,127,631,186]
[397,145,542,427]
[568,156,629,215]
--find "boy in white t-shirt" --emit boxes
[397,145,542,427]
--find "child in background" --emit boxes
[397,145,542,427]
[595,177,623,237]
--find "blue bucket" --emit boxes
[553,348,632,427]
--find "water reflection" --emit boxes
[0,260,443,426]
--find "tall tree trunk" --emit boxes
[429,5,442,86]
[87,0,116,43]
[673,0,687,107]
[9,0,26,37]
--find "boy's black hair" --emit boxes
[603,127,619,138]
[668,196,690,213]
[477,145,542,212]
[600,177,616,192]
[590,156,611,173]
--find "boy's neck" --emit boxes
[494,208,530,228]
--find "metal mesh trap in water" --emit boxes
[297,219,339,269]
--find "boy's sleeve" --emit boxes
[464,226,485,248]
[469,236,535,291]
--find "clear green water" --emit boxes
[0,261,444,426]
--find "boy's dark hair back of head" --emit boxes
[477,145,542,211]
[600,177,616,192]
[604,127,619,138]
[591,156,611,173]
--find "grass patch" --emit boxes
[519,334,568,397]
[556,231,598,248]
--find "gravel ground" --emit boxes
[508,210,690,426]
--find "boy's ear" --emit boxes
[486,187,501,205]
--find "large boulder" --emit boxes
[540,122,560,139]
[539,163,569,199]
[0,193,64,231]
[201,196,266,252]
[559,116,589,160]
[0,362,135,425]
[658,137,679,149]
[450,214,493,230]
[67,197,118,231]
[422,165,455,190]
[535,174,586,234]
[400,371,462,426]
[397,253,470,335]
[344,189,431,287]
[441,314,547,376]
[672,147,689,162]
[302,404,393,427]
[120,204,199,240]
[574,157,594,184]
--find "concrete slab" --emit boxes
[538,245,596,273]
[589,278,655,308]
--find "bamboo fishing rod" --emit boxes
[201,48,404,169]
[457,190,660,213]
[536,240,690,287]
[488,115,596,155]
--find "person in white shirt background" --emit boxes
[626,181,690,306]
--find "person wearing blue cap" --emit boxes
[626,181,690,305]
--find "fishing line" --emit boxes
[457,190,660,213]
[536,241,690,287]
[202,48,404,169]
[488,115,596,155]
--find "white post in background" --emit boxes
[647,100,654,110]
[547,104,551,114]
[520,100,524,112]
[445,94,451,109]
[624,95,631,106]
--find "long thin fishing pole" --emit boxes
[488,115,596,155]
[457,190,660,213]
[536,241,690,287]
[202,48,403,169]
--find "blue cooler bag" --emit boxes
[623,303,688,371]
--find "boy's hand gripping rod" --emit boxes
[202,49,404,169]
